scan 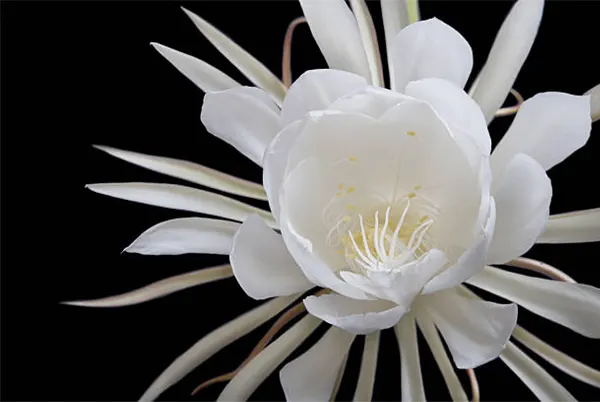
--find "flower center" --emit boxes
[325,196,436,274]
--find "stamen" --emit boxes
[359,215,377,264]
[378,207,391,260]
[389,199,411,258]
[348,229,374,267]
[373,210,380,266]
[407,219,433,251]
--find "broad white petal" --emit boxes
[395,314,425,402]
[218,314,321,401]
[150,42,239,92]
[201,87,280,166]
[181,7,286,105]
[299,0,371,81]
[421,289,518,369]
[491,92,592,172]
[586,83,600,121]
[416,314,468,401]
[353,332,380,401]
[327,86,409,118]
[63,265,232,308]
[380,0,410,89]
[124,217,238,255]
[303,293,408,334]
[537,208,600,244]
[280,326,356,402]
[391,18,473,92]
[487,154,551,264]
[139,295,297,401]
[500,341,575,401]
[513,326,600,388]
[94,145,267,200]
[469,0,544,123]
[422,198,495,294]
[349,0,384,86]
[86,183,276,227]
[467,266,600,338]
[230,214,312,300]
[405,78,491,156]
[280,69,367,126]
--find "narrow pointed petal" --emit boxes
[218,315,321,401]
[469,0,544,123]
[395,315,425,402]
[417,314,468,402]
[487,153,551,264]
[230,215,312,300]
[586,83,600,121]
[150,43,239,92]
[201,87,280,166]
[500,342,575,401]
[299,0,371,81]
[124,218,239,255]
[63,265,232,308]
[390,18,473,92]
[513,326,600,388]
[537,208,600,244]
[380,0,410,89]
[86,183,276,228]
[280,326,356,401]
[181,7,286,105]
[467,266,600,338]
[421,289,518,369]
[93,145,267,200]
[491,92,591,173]
[349,0,384,86]
[354,331,380,401]
[139,295,298,401]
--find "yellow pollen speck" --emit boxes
[349,156,357,162]
[338,184,344,190]
[346,187,355,193]
[407,131,416,137]
[414,185,422,190]
[342,216,351,222]
[419,215,430,223]
[345,204,357,210]
[336,192,342,197]
[408,192,416,199]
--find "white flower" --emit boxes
[70,0,600,401]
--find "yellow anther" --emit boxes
[419,215,430,223]
[347,187,355,193]
[338,184,344,190]
[407,131,416,137]
[349,156,357,162]
[336,192,342,197]
[342,216,352,222]
[345,204,357,210]
[414,185,422,190]
[408,192,417,199]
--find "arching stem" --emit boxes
[495,88,525,117]
[282,17,307,87]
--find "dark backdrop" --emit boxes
[2,1,599,401]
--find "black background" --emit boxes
[2,0,600,401]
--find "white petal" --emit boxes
[280,326,356,402]
[421,289,518,369]
[94,145,267,200]
[139,295,298,401]
[390,18,473,92]
[150,42,239,92]
[86,182,276,227]
[280,69,368,126]
[422,198,495,294]
[303,293,408,334]
[404,78,491,156]
[500,341,575,401]
[467,266,600,338]
[537,208,600,244]
[491,92,592,172]
[469,0,544,123]
[586,83,600,121]
[201,86,280,166]
[353,332,380,402]
[230,214,313,300]
[395,314,425,402]
[349,0,384,86]
[513,325,600,388]
[327,86,409,118]
[487,154,551,264]
[218,314,321,401]
[380,0,410,89]
[181,7,286,105]
[299,0,371,80]
[63,265,232,308]
[124,217,238,255]
[416,314,468,401]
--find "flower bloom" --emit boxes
[71,0,600,400]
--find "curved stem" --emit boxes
[467,368,480,402]
[495,88,524,117]
[282,17,307,87]
[507,257,576,283]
